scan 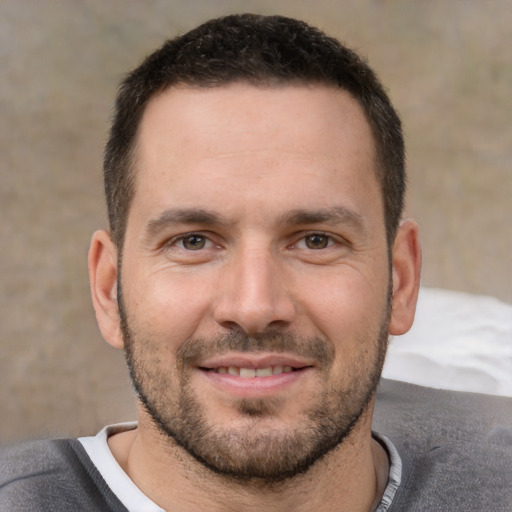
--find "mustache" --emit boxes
[176,330,335,369]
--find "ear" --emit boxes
[88,230,124,349]
[389,219,422,336]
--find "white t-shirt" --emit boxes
[79,423,164,512]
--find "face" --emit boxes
[117,84,393,481]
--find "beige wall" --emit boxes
[1,0,510,444]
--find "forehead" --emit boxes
[137,82,375,162]
[130,83,381,229]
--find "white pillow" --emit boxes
[383,287,512,397]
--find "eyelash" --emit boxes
[164,231,341,252]
[293,232,338,250]
[168,232,214,251]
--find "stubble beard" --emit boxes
[119,288,391,484]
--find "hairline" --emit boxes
[115,78,390,253]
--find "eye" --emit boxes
[176,234,210,250]
[304,233,330,249]
[296,233,335,250]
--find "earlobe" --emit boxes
[88,230,124,349]
[389,219,422,336]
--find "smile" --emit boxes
[205,365,295,377]
[196,354,314,396]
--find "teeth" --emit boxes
[240,368,256,378]
[214,365,296,377]
[256,367,272,377]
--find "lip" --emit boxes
[199,352,315,370]
[196,352,314,398]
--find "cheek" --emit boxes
[303,267,388,328]
[298,266,390,368]
[124,269,216,343]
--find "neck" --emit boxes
[108,407,389,512]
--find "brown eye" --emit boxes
[305,234,330,249]
[182,235,206,250]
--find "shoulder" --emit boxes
[1,439,74,510]
[374,379,512,511]
[0,438,126,512]
[1,438,69,472]
[374,378,512,437]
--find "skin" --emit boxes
[89,83,421,511]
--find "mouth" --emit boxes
[201,364,300,378]
[199,353,313,375]
[196,354,314,396]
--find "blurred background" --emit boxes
[1,0,511,445]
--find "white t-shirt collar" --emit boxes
[79,423,401,512]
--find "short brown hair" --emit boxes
[104,14,405,248]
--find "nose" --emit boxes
[213,245,296,335]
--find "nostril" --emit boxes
[212,272,296,334]
[218,320,244,332]
[214,302,294,335]
[268,319,291,330]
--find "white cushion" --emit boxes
[383,288,512,396]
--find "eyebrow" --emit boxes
[279,207,365,231]
[144,205,366,240]
[145,208,226,239]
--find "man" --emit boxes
[1,14,511,512]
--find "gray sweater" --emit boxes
[1,379,511,511]
[374,379,512,511]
